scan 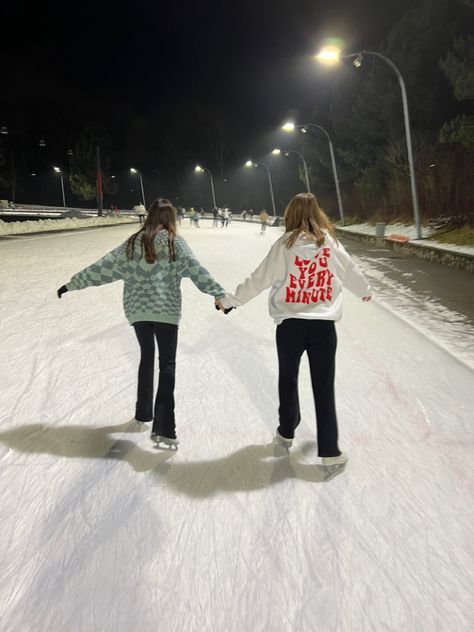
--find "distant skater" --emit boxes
[259,210,269,234]
[218,193,371,466]
[57,199,227,447]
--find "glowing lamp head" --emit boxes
[281,122,295,133]
[316,46,342,64]
[53,166,61,173]
[130,167,137,174]
[245,160,254,168]
[195,165,204,173]
[272,148,281,155]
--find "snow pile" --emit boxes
[340,222,436,239]
[340,222,474,256]
[0,215,138,236]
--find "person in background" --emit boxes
[242,210,248,221]
[217,192,371,468]
[194,209,201,228]
[57,199,228,448]
[259,209,269,234]
[212,207,220,228]
[188,207,195,225]
[222,207,230,228]
[134,203,146,224]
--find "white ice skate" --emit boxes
[274,430,293,448]
[322,452,348,467]
[133,418,151,426]
[151,434,179,450]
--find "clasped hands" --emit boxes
[214,299,234,314]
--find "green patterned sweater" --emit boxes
[66,231,226,325]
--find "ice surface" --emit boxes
[0,221,473,631]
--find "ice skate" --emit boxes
[322,452,348,467]
[274,429,293,447]
[151,433,179,450]
[133,418,151,429]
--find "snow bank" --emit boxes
[341,222,436,239]
[341,222,474,256]
[0,215,138,236]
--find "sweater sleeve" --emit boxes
[66,244,127,291]
[180,241,226,298]
[333,241,371,297]
[221,241,280,308]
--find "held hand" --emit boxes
[57,285,68,299]
[362,296,372,302]
[214,300,234,315]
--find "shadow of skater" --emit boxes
[0,424,346,488]
[151,441,346,498]
[0,421,174,473]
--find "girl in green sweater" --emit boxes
[57,199,226,447]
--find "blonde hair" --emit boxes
[284,192,336,248]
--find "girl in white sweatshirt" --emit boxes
[219,193,371,466]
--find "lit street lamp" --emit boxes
[53,166,66,208]
[282,121,344,224]
[272,148,311,193]
[316,45,422,239]
[130,167,146,207]
[195,164,217,208]
[245,160,276,216]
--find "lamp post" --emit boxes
[130,167,146,207]
[53,166,66,208]
[195,164,217,209]
[272,148,311,193]
[282,121,344,224]
[316,46,422,239]
[245,160,276,217]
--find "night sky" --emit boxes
[3,0,416,131]
[2,0,419,207]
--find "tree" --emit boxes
[440,36,474,149]
[69,126,115,201]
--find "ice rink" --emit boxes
[0,220,472,632]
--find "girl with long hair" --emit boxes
[57,198,226,447]
[218,193,371,466]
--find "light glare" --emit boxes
[316,46,341,64]
[281,122,295,132]
[245,160,253,167]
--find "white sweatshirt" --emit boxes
[221,232,371,324]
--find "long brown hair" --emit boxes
[284,192,336,248]
[126,198,177,263]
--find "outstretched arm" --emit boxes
[62,244,127,293]
[220,241,280,309]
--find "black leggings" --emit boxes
[133,321,178,438]
[276,319,340,457]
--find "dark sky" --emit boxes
[3,0,415,132]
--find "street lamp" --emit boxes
[244,160,276,217]
[272,147,311,193]
[282,121,344,223]
[130,167,146,207]
[195,164,217,208]
[316,45,422,239]
[53,166,66,208]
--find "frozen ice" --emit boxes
[0,220,472,631]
